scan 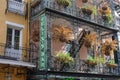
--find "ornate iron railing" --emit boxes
[0,43,36,64]
[31,0,115,28]
[47,56,120,76]
[7,0,26,15]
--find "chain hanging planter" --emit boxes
[83,32,98,48]
[52,18,75,43]
[98,2,113,23]
[82,0,88,3]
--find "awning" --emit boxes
[0,59,36,67]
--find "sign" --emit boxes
[39,13,47,70]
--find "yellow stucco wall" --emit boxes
[0,0,29,80]
[0,64,27,80]
[0,0,29,47]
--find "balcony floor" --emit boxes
[0,58,36,67]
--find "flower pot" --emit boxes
[56,0,70,6]
[85,60,97,66]
[106,63,117,68]
[86,9,93,15]
[81,8,87,14]
[82,0,88,3]
[102,6,108,11]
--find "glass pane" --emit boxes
[6,28,12,48]
[15,30,20,36]
[7,28,12,34]
[14,30,20,49]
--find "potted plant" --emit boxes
[106,59,118,68]
[56,0,72,7]
[82,0,88,3]
[98,4,113,23]
[101,40,117,56]
[55,51,74,63]
[81,5,97,16]
[31,0,41,8]
[85,56,97,66]
[52,25,74,43]
[83,32,98,48]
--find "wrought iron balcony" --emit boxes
[31,0,115,28]
[7,0,26,15]
[47,56,120,76]
[0,43,36,64]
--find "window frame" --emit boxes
[6,21,24,49]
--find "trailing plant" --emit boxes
[101,40,117,56]
[102,13,113,23]
[98,3,113,23]
[56,0,72,7]
[52,25,74,43]
[55,51,74,63]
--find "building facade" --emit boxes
[0,0,35,80]
[28,0,120,80]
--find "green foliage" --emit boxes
[87,56,97,63]
[87,56,105,64]
[96,57,105,64]
[63,78,74,80]
[105,13,113,23]
[55,51,74,63]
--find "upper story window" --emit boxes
[6,28,20,49]
[6,21,24,49]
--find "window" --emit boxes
[6,28,20,49]
[5,73,12,80]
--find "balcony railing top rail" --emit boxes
[0,43,36,64]
[31,0,115,28]
[7,0,26,15]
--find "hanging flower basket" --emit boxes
[82,0,88,3]
[56,0,72,7]
[81,8,93,15]
[52,19,74,43]
[101,40,117,56]
[55,51,74,63]
[98,2,113,23]
[83,32,98,48]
